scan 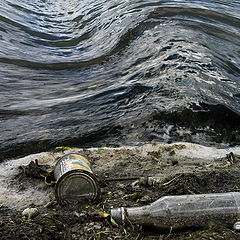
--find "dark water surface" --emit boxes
[0,0,240,158]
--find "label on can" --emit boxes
[59,153,92,174]
[54,153,100,205]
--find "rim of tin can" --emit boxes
[55,169,100,205]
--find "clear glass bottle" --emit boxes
[111,192,240,229]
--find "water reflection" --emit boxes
[0,0,239,157]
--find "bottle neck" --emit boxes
[124,205,150,226]
[111,206,150,226]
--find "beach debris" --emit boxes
[111,192,240,230]
[20,160,48,178]
[138,176,160,186]
[44,169,56,186]
[19,159,56,186]
[19,156,149,205]
[22,208,39,218]
[226,152,236,166]
[54,153,100,205]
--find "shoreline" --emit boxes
[1,143,240,239]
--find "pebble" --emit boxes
[139,177,148,186]
[139,177,159,186]
[93,224,102,230]
[233,221,240,231]
[73,211,86,218]
[139,195,151,204]
[22,208,39,218]
[147,177,155,186]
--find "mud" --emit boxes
[0,144,240,240]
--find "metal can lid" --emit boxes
[55,170,100,205]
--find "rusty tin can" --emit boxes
[54,153,100,205]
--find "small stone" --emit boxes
[22,208,39,218]
[233,221,240,231]
[139,177,148,186]
[139,195,151,204]
[116,190,124,196]
[147,177,155,186]
[93,224,102,230]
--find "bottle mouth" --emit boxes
[110,207,126,225]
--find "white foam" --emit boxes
[0,152,62,210]
[136,142,240,160]
[173,142,240,160]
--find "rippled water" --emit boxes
[0,0,240,158]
